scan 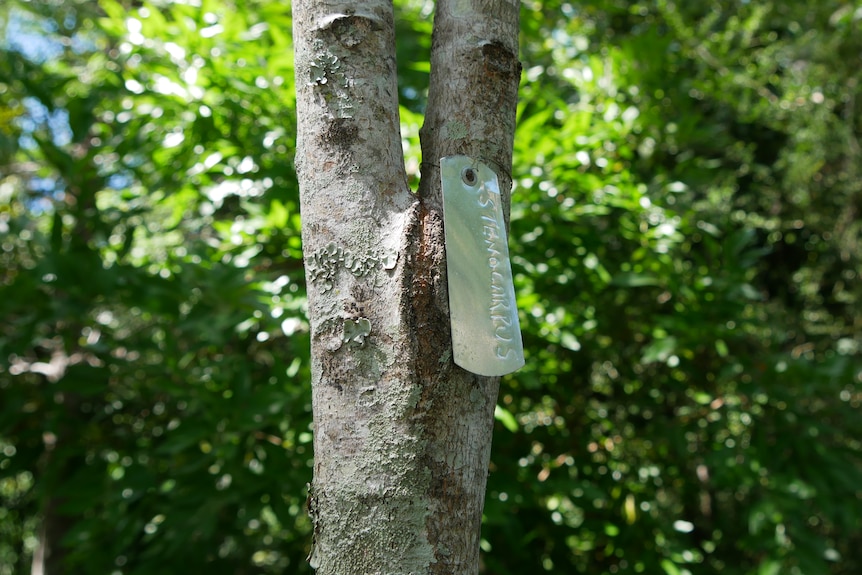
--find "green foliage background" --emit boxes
[1,0,860,573]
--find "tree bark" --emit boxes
[293,1,520,573]
[31,495,74,575]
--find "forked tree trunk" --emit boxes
[293,1,520,573]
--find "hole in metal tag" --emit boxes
[441,155,525,377]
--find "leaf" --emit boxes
[494,405,518,433]
[611,272,660,287]
[757,561,781,575]
[268,199,289,229]
[724,228,755,257]
[735,283,764,301]
[642,337,678,364]
[560,331,581,351]
[661,559,682,575]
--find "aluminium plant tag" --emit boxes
[441,155,525,376]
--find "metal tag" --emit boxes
[441,155,525,376]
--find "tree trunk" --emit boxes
[293,1,520,573]
[31,496,74,575]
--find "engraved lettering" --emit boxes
[490,271,505,287]
[496,345,515,360]
[477,183,517,350]
[478,190,495,208]
[442,156,524,375]
[495,327,514,341]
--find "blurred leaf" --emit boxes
[610,272,660,287]
[494,405,518,433]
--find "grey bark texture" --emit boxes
[293,1,521,573]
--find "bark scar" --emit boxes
[479,40,522,79]
[316,12,382,48]
[406,200,452,418]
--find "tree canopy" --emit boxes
[1,1,860,574]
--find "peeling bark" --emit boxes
[293,0,520,573]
